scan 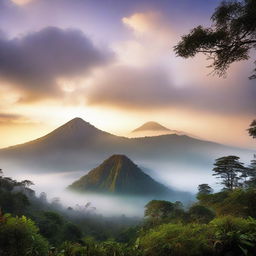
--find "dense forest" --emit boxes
[1,152,256,256]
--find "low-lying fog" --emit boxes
[2,153,253,217]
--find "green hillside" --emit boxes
[68,155,171,196]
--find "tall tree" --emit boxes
[174,0,256,79]
[246,158,256,187]
[213,155,246,190]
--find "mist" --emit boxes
[2,150,252,217]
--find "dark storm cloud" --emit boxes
[87,65,256,116]
[0,26,113,100]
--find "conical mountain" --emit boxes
[130,121,185,138]
[68,154,171,196]
[26,117,115,147]
[132,121,171,133]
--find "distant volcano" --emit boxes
[130,121,185,138]
[132,121,171,132]
[68,154,172,196]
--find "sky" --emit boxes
[0,0,255,149]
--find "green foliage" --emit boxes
[36,211,83,245]
[213,155,246,190]
[56,241,87,256]
[138,223,212,256]
[0,214,49,256]
[62,223,83,243]
[68,155,170,196]
[210,216,256,255]
[145,200,175,219]
[174,0,256,78]
[138,216,256,256]
[145,200,184,221]
[198,188,256,218]
[55,239,140,256]
[2,168,256,256]
[0,191,29,215]
[0,173,31,216]
[197,184,213,197]
[115,226,140,244]
[37,211,64,245]
[188,205,215,224]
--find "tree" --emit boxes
[213,156,246,190]
[61,223,82,242]
[248,120,256,138]
[38,211,64,245]
[20,180,34,187]
[0,214,49,256]
[197,184,213,196]
[188,205,215,223]
[39,192,47,203]
[245,158,256,187]
[138,222,212,256]
[144,200,175,221]
[174,0,256,79]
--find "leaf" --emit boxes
[238,245,248,256]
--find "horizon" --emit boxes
[0,116,254,151]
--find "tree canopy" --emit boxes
[197,184,213,196]
[213,155,246,190]
[174,0,256,79]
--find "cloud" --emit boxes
[87,65,172,108]
[122,11,173,38]
[86,64,256,116]
[90,10,255,116]
[0,113,32,124]
[10,0,34,5]
[123,12,160,34]
[0,26,113,101]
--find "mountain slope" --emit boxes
[0,118,253,174]
[68,155,171,196]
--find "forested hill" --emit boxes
[68,154,173,196]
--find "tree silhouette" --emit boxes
[174,0,256,79]
[248,120,256,138]
[197,184,213,196]
[213,155,246,190]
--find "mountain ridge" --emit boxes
[0,117,253,174]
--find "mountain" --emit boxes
[130,121,186,138]
[0,118,253,179]
[68,154,172,196]
[132,122,171,133]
